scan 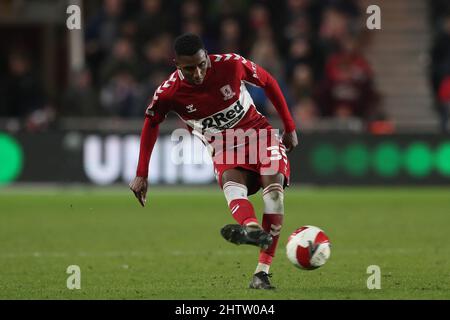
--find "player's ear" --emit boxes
[204,50,210,66]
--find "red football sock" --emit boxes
[259,213,284,265]
[228,199,259,226]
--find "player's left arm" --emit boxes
[238,56,298,152]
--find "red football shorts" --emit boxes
[211,126,290,195]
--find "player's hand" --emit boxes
[282,130,298,153]
[129,176,148,207]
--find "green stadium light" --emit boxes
[311,143,338,176]
[373,143,402,177]
[404,142,433,178]
[341,143,370,177]
[435,142,450,177]
[0,134,24,185]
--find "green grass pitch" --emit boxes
[0,186,449,299]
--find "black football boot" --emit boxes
[220,224,273,250]
[249,271,275,290]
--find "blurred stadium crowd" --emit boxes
[430,0,450,132]
[0,0,449,132]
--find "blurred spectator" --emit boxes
[139,33,174,104]
[182,18,204,37]
[319,7,347,48]
[289,37,312,61]
[290,63,315,102]
[429,0,450,24]
[247,3,272,43]
[100,68,144,118]
[85,0,126,82]
[285,37,319,81]
[438,76,450,132]
[288,63,320,128]
[178,0,203,34]
[326,0,360,19]
[218,17,244,54]
[431,13,450,94]
[99,37,139,84]
[208,0,250,20]
[249,31,284,80]
[2,51,55,131]
[283,0,313,41]
[316,37,380,121]
[291,97,319,129]
[178,0,219,51]
[139,33,173,80]
[430,11,450,132]
[248,24,287,117]
[62,69,99,117]
[135,0,173,53]
[181,0,203,21]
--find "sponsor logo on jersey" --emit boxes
[201,100,245,132]
[181,83,253,134]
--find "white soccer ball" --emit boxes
[286,225,331,270]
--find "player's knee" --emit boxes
[223,181,248,205]
[263,183,284,214]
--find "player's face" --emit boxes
[175,49,209,85]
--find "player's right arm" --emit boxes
[129,92,170,207]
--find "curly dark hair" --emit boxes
[173,33,204,56]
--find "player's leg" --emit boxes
[222,168,258,226]
[258,173,285,273]
[220,168,273,249]
[249,173,285,290]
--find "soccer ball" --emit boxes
[286,225,331,270]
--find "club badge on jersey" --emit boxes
[220,85,236,101]
[185,104,197,113]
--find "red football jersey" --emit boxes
[136,53,296,178]
[145,53,294,140]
